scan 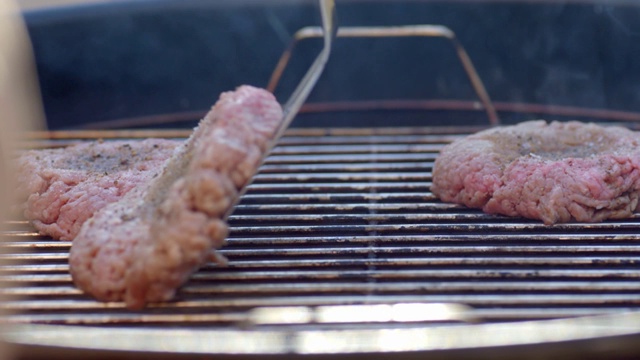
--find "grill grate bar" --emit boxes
[7,223,585,240]
[228,213,498,223]
[234,202,461,212]
[5,267,640,282]
[245,181,432,192]
[216,256,640,268]
[193,268,640,280]
[269,144,443,155]
[252,172,430,182]
[7,281,640,296]
[6,253,640,266]
[3,313,247,325]
[259,162,433,173]
[263,153,437,164]
[225,222,640,236]
[3,268,640,279]
[238,192,439,203]
[1,274,71,282]
[5,270,640,286]
[6,244,640,258]
[0,264,69,272]
[225,234,640,245]
[276,134,465,145]
[2,286,82,296]
[9,233,640,249]
[5,225,640,249]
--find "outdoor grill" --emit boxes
[5,124,640,358]
[3,0,640,359]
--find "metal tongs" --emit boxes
[224,0,336,220]
[273,0,337,143]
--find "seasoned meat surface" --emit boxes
[16,139,180,240]
[431,120,640,224]
[69,86,283,309]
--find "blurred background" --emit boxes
[1,1,44,360]
[16,0,640,130]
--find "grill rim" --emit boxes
[5,310,640,358]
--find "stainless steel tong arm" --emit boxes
[274,0,336,144]
[224,0,336,220]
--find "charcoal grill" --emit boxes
[5,0,640,359]
[5,124,640,359]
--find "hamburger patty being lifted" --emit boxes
[16,139,180,240]
[70,86,283,309]
[431,120,640,224]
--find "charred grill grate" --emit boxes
[3,126,640,329]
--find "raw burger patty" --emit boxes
[70,85,283,309]
[16,139,180,240]
[431,120,640,224]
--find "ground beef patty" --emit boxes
[431,120,640,224]
[16,139,180,240]
[70,86,283,309]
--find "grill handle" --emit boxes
[267,24,500,126]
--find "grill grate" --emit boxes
[3,126,640,329]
